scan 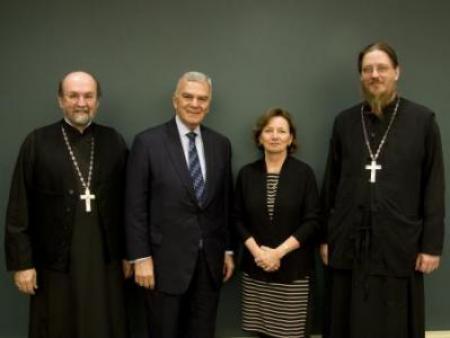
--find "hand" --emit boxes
[320,243,328,266]
[223,253,235,282]
[134,257,155,289]
[415,253,440,274]
[14,268,38,295]
[256,246,281,272]
[122,260,133,279]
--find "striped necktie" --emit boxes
[186,132,205,204]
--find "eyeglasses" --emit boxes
[361,64,393,75]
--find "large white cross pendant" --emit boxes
[80,187,96,212]
[365,160,382,183]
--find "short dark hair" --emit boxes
[253,108,298,153]
[358,41,399,73]
[57,71,102,98]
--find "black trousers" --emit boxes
[145,250,221,338]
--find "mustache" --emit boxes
[368,79,382,84]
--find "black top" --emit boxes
[4,120,128,272]
[321,97,445,276]
[234,156,320,282]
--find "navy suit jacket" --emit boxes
[125,118,232,294]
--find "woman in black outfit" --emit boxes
[234,108,320,338]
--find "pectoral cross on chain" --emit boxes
[61,126,96,214]
[360,98,400,185]
[80,187,96,212]
[365,160,382,183]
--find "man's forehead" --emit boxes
[62,74,97,91]
[362,50,394,64]
[180,80,210,93]
[64,85,96,91]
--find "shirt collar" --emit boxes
[62,118,94,137]
[175,115,202,137]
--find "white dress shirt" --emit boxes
[175,115,206,181]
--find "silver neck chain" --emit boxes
[361,98,400,161]
[61,126,95,191]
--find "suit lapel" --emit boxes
[164,120,198,203]
[201,127,215,207]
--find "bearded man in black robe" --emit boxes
[321,42,444,338]
[4,71,132,338]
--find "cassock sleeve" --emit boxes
[420,114,445,255]
[4,133,36,271]
[124,135,153,260]
[320,120,342,243]
[117,132,129,259]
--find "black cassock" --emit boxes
[5,121,128,338]
[321,98,445,338]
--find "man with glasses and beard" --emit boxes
[320,42,445,338]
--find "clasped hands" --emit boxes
[254,246,282,272]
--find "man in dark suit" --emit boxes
[125,71,234,338]
[4,71,131,338]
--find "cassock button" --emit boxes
[65,207,71,213]
[68,189,75,195]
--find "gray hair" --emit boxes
[174,71,212,96]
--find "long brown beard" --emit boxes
[361,83,397,115]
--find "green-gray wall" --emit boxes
[1,1,449,337]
